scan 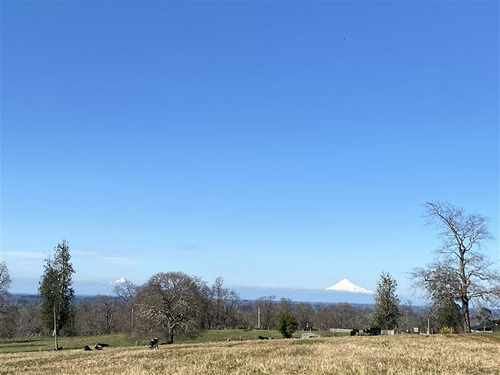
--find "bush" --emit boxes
[276,311,297,339]
[439,326,454,334]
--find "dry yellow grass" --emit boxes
[1,335,499,375]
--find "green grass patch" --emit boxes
[176,329,285,343]
[0,334,139,354]
[0,329,333,354]
[176,329,333,343]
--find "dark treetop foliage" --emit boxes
[39,240,75,335]
[371,272,400,330]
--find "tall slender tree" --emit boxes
[371,272,400,330]
[39,240,75,348]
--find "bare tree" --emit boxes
[98,295,116,335]
[255,295,276,330]
[277,298,293,314]
[17,304,43,336]
[398,301,425,333]
[295,303,314,330]
[208,277,239,329]
[412,201,500,333]
[0,262,15,338]
[315,304,372,331]
[0,262,12,304]
[136,272,205,344]
[75,301,101,335]
[0,305,18,338]
[314,305,337,331]
[113,279,137,332]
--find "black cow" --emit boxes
[97,343,109,347]
[258,335,270,340]
[84,345,92,351]
[94,344,103,350]
[150,338,159,349]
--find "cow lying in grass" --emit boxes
[83,343,109,351]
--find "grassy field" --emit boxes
[1,333,499,374]
[0,330,334,353]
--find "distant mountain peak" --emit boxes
[114,277,127,283]
[325,278,375,295]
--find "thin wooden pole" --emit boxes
[53,305,58,350]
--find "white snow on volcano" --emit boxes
[114,277,127,283]
[325,278,375,295]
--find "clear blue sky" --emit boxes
[1,1,498,303]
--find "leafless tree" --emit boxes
[277,298,293,314]
[314,303,371,331]
[17,304,43,336]
[0,304,18,338]
[136,272,205,344]
[75,301,100,335]
[255,295,276,330]
[98,295,116,335]
[0,262,12,304]
[0,262,13,337]
[295,303,314,330]
[113,279,137,332]
[411,201,500,333]
[398,301,424,333]
[208,277,239,329]
[314,305,337,331]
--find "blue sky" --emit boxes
[1,1,498,303]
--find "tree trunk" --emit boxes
[166,326,174,344]
[130,307,134,331]
[461,299,471,333]
[53,305,59,350]
[459,251,471,333]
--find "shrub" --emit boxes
[276,311,297,339]
[439,326,454,334]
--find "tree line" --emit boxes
[0,201,499,342]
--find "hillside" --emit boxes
[1,334,499,374]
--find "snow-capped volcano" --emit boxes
[325,278,375,295]
[114,277,127,283]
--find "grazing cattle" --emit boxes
[53,346,63,351]
[83,345,92,351]
[150,338,159,349]
[94,344,103,350]
[97,343,109,347]
[350,329,359,336]
[258,335,270,340]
